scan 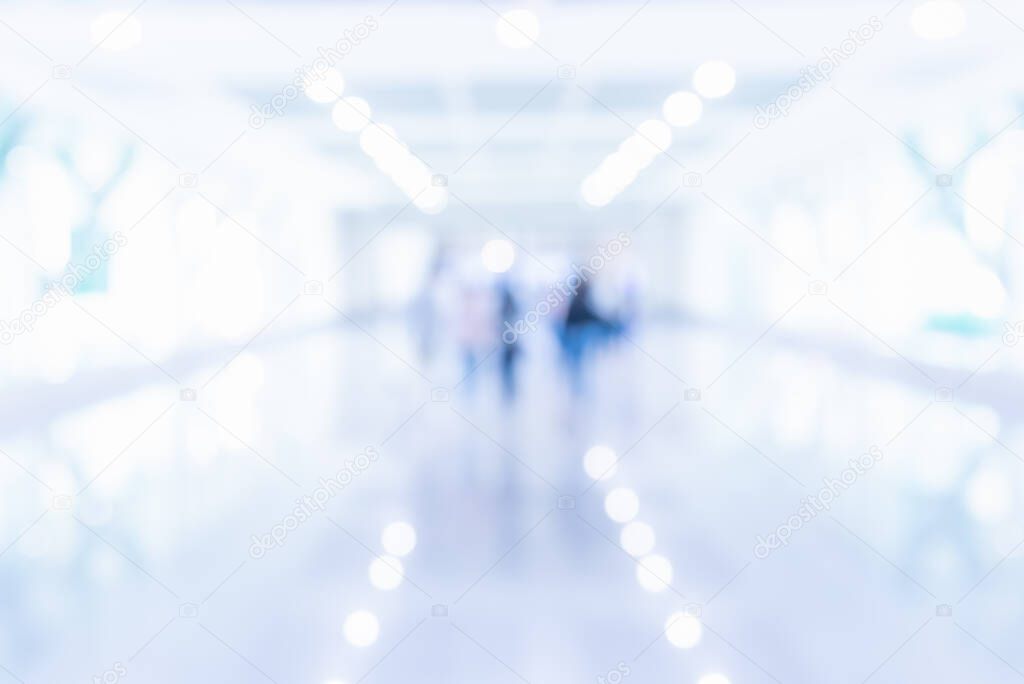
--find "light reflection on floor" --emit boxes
[1,321,1022,683]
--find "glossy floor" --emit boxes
[1,321,1021,683]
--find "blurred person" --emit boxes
[496,278,520,401]
[560,280,618,393]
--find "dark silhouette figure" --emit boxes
[497,280,520,400]
[561,281,616,393]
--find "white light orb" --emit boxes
[371,137,409,169]
[601,151,630,174]
[635,120,673,153]
[664,613,702,648]
[368,556,404,590]
[343,610,379,647]
[693,61,736,99]
[604,487,639,523]
[332,97,373,132]
[390,156,432,195]
[636,554,673,592]
[414,187,449,214]
[359,124,400,158]
[620,521,655,556]
[698,674,730,684]
[582,175,614,207]
[585,172,614,201]
[305,68,345,103]
[619,136,659,169]
[90,12,142,51]
[481,239,516,273]
[911,0,966,40]
[662,91,703,127]
[601,156,639,188]
[496,9,540,49]
[381,521,417,556]
[583,444,617,480]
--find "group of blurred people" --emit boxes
[410,248,640,400]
